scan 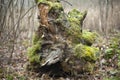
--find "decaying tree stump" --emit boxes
[27,0,100,78]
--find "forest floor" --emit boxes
[0,31,120,80]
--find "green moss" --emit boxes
[82,30,98,46]
[36,0,58,3]
[27,41,41,63]
[104,33,120,59]
[37,0,63,10]
[110,36,120,53]
[27,32,43,64]
[74,43,99,62]
[49,1,62,10]
[6,74,14,80]
[66,9,87,43]
[32,33,40,45]
[0,68,3,78]
[84,62,95,73]
[68,9,86,22]
[103,77,120,80]
[73,44,99,72]
[67,9,83,34]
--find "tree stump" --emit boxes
[27,0,99,78]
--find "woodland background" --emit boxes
[0,0,120,79]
